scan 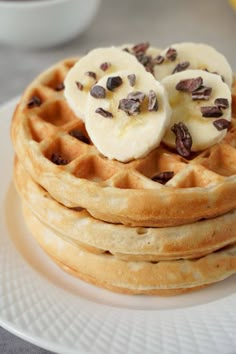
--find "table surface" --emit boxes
[1,0,236,352]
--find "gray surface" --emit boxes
[1,0,236,353]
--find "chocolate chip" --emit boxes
[200,106,223,117]
[76,81,84,91]
[176,77,203,92]
[127,74,136,87]
[85,71,97,80]
[106,76,123,91]
[27,96,42,108]
[132,42,150,54]
[51,153,68,165]
[166,47,177,61]
[90,85,106,99]
[95,107,113,118]
[154,55,165,65]
[148,90,158,112]
[152,171,174,184]
[171,122,192,158]
[55,82,65,91]
[127,91,146,103]
[69,130,90,144]
[118,99,140,116]
[192,86,212,100]
[172,61,190,74]
[213,119,231,131]
[214,98,229,110]
[100,62,111,71]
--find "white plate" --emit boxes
[1,97,236,354]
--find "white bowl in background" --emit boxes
[0,0,101,48]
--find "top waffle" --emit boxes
[11,49,236,227]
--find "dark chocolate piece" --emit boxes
[118,98,140,116]
[95,107,113,118]
[176,77,203,92]
[106,76,123,91]
[90,85,106,99]
[214,98,229,110]
[213,119,230,131]
[172,61,190,74]
[27,96,42,108]
[201,106,223,117]
[51,153,68,165]
[69,130,90,144]
[152,171,174,184]
[148,90,158,112]
[171,122,192,157]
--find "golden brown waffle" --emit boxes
[14,159,236,262]
[22,204,236,295]
[11,58,236,227]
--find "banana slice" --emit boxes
[64,47,147,121]
[85,69,171,162]
[153,42,233,88]
[162,69,232,155]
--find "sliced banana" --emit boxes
[162,69,232,154]
[85,69,171,162]
[153,42,233,88]
[64,47,147,121]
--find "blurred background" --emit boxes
[0,0,236,105]
[1,0,236,353]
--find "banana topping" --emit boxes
[162,69,232,154]
[64,47,147,121]
[153,42,233,88]
[63,42,233,162]
[85,70,171,162]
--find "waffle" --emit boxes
[11,58,236,227]
[22,203,236,295]
[14,159,236,262]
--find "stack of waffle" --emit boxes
[11,55,236,296]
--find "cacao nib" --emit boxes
[166,47,177,61]
[154,55,165,65]
[75,81,84,91]
[95,107,113,118]
[171,122,192,157]
[51,153,68,165]
[152,171,174,184]
[213,119,230,131]
[192,86,212,100]
[118,98,140,116]
[172,61,190,74]
[85,71,97,80]
[132,42,150,54]
[214,98,229,110]
[90,85,106,99]
[201,106,223,117]
[106,76,123,91]
[55,82,65,91]
[148,90,158,112]
[27,96,42,108]
[176,77,203,92]
[69,130,90,144]
[100,62,111,71]
[127,91,146,103]
[135,53,154,73]
[127,74,136,87]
